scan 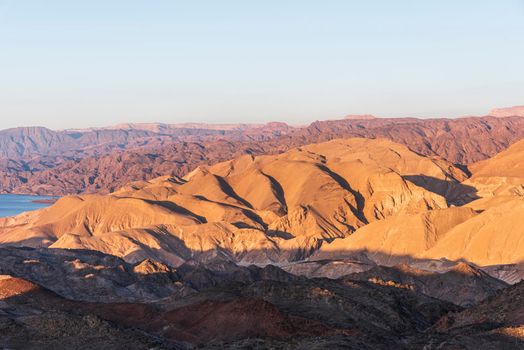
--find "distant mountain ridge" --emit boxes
[75,121,291,133]
[489,105,524,118]
[0,122,293,160]
[1,107,524,195]
[0,126,160,159]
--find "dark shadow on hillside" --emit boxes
[454,163,472,177]
[266,229,294,239]
[190,194,267,229]
[214,174,255,209]
[402,175,480,205]
[2,244,523,297]
[316,164,368,224]
[260,171,288,214]
[142,199,208,223]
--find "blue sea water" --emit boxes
[0,194,56,218]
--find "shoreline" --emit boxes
[31,198,58,204]
[0,193,59,205]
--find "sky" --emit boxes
[0,0,523,129]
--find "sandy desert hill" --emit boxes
[1,136,523,280]
[464,138,524,198]
[0,138,468,266]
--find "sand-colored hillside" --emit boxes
[0,138,464,266]
[313,206,478,265]
[465,139,524,197]
[2,136,524,270]
[423,197,524,265]
[314,195,524,267]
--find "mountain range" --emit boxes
[1,106,524,349]
[1,107,524,196]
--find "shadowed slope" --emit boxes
[345,262,508,306]
[1,247,491,349]
[430,280,524,348]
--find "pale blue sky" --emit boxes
[0,1,523,129]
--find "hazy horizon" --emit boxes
[1,0,524,129]
[3,103,524,132]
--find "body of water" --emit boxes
[0,194,56,218]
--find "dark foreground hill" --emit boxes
[1,247,522,349]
